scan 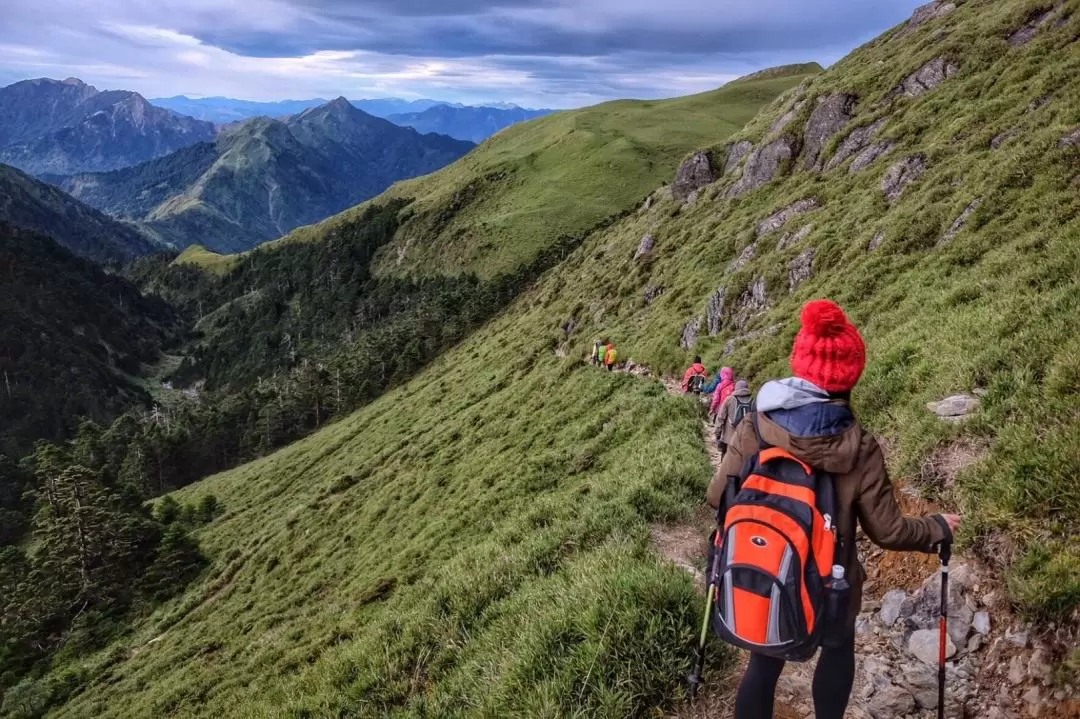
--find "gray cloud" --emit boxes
[0,0,926,106]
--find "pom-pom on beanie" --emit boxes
[789,299,866,393]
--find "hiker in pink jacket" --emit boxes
[708,367,735,420]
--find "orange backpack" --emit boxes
[709,416,845,661]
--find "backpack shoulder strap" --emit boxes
[751,412,769,451]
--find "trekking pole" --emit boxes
[688,532,722,700]
[937,537,953,719]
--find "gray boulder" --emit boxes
[880,588,908,626]
[728,138,795,198]
[672,151,718,201]
[732,276,769,330]
[756,198,821,236]
[973,610,991,636]
[913,568,974,646]
[868,230,886,251]
[850,141,896,173]
[788,248,816,292]
[706,287,727,336]
[723,140,753,174]
[680,316,702,350]
[882,154,928,202]
[768,99,806,137]
[1008,7,1057,46]
[727,244,756,274]
[800,94,857,171]
[927,393,980,421]
[910,628,956,666]
[825,117,888,171]
[991,128,1019,149]
[633,233,656,261]
[893,57,960,98]
[899,1,957,37]
[644,284,665,305]
[776,223,813,252]
[723,323,782,356]
[1060,127,1080,148]
[868,685,917,719]
[941,199,982,244]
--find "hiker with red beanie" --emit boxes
[707,299,961,719]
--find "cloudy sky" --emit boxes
[0,0,926,107]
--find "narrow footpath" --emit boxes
[615,362,1070,719]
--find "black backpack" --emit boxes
[688,374,706,394]
[730,396,753,427]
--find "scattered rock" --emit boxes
[868,230,886,251]
[912,568,974,646]
[1022,686,1043,713]
[880,589,908,626]
[968,633,984,653]
[973,611,991,635]
[685,189,701,205]
[756,198,821,236]
[728,138,795,198]
[1060,127,1080,148]
[1008,7,1058,46]
[800,93,857,171]
[1028,94,1052,112]
[900,1,957,37]
[706,287,727,336]
[850,141,896,173]
[633,233,655,261]
[825,117,889,171]
[899,662,940,709]
[991,128,1019,149]
[893,57,960,98]
[1028,648,1054,683]
[882,154,928,202]
[722,323,782,356]
[672,150,718,201]
[1009,655,1028,685]
[727,244,757,273]
[788,248,816,292]
[926,393,980,421]
[776,223,813,252]
[910,628,956,666]
[641,194,653,212]
[724,139,754,174]
[680,316,702,350]
[769,100,805,137]
[941,199,982,244]
[643,284,665,305]
[868,685,917,719]
[732,276,769,330]
[1006,626,1030,648]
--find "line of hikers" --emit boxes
[590,339,618,371]
[676,300,962,719]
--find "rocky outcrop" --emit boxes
[633,233,655,261]
[1028,94,1052,112]
[560,318,578,337]
[927,393,981,422]
[680,316,702,350]
[825,118,888,171]
[1059,127,1080,147]
[723,140,754,174]
[941,199,982,244]
[892,57,959,98]
[726,244,756,274]
[850,141,896,173]
[672,151,718,201]
[800,94,857,171]
[990,128,1019,149]
[706,287,727,336]
[882,155,928,202]
[897,1,957,38]
[869,230,886,251]
[1008,6,1058,46]
[643,284,665,305]
[732,276,769,330]
[769,100,806,137]
[756,198,820,236]
[776,223,813,251]
[788,248,816,292]
[723,323,783,356]
[727,138,795,198]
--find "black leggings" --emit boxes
[734,633,856,719]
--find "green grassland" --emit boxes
[172,244,239,276]
[281,65,820,279]
[33,0,1080,715]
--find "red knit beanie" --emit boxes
[790,299,866,393]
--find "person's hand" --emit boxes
[940,513,962,534]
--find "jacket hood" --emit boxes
[720,367,733,381]
[732,386,752,398]
[755,377,861,474]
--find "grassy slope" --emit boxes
[280,65,820,279]
[173,244,237,276]
[42,2,1080,714]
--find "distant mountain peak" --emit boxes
[61,77,87,87]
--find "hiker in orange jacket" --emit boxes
[603,343,617,371]
[681,356,708,392]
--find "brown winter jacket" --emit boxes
[706,407,951,627]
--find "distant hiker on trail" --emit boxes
[705,299,961,719]
[603,343,618,371]
[713,378,753,458]
[707,367,735,421]
[590,339,604,366]
[681,356,708,393]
